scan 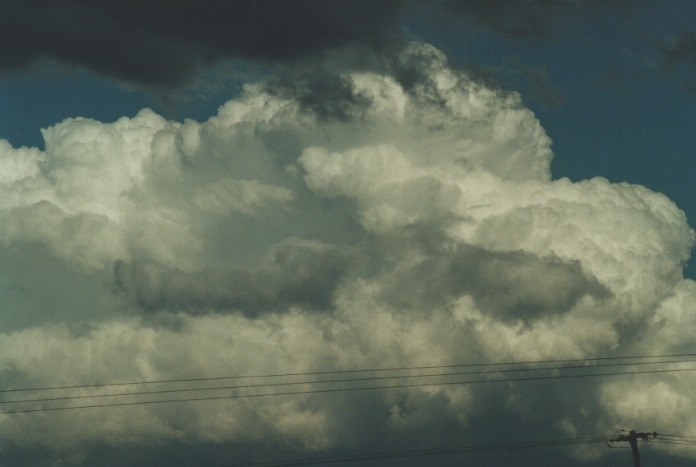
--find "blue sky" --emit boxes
[0,1,695,465]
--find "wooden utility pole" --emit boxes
[628,431,641,467]
[608,430,657,467]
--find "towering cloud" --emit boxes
[0,43,693,465]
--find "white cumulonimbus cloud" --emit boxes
[0,42,693,464]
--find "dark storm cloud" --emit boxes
[441,0,625,40]
[0,0,402,87]
[383,244,611,323]
[0,0,631,89]
[114,240,360,315]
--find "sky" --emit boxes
[0,1,695,466]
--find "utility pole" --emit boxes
[608,430,657,467]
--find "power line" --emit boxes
[1,366,695,415]
[651,434,696,447]
[2,358,695,406]
[652,439,696,446]
[656,433,696,442]
[228,431,696,466]
[1,352,695,394]
[228,432,696,466]
[227,435,616,466]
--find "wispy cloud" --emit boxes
[655,31,696,92]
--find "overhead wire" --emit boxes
[228,432,696,465]
[1,351,695,394]
[652,439,696,446]
[651,433,696,447]
[0,353,696,394]
[0,345,693,465]
[1,365,695,415]
[1,357,695,406]
[227,435,617,466]
[0,352,692,464]
[656,433,696,442]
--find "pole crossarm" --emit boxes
[608,430,658,467]
[609,430,658,443]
